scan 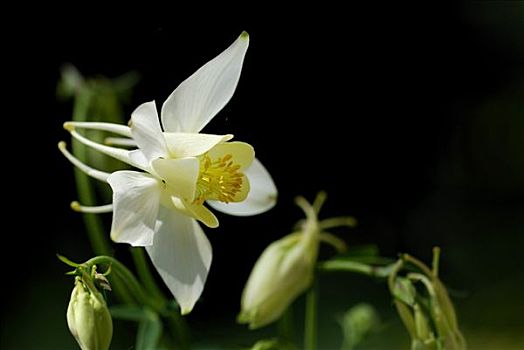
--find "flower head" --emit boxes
[59,32,277,314]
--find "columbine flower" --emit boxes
[238,193,354,329]
[59,31,277,314]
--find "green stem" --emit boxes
[277,306,295,348]
[131,247,164,299]
[432,246,440,277]
[318,260,397,278]
[304,279,318,350]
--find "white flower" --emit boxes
[59,32,278,314]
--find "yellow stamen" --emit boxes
[194,153,244,204]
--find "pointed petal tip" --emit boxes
[180,306,193,316]
[58,141,67,150]
[240,31,249,39]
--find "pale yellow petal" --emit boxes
[151,158,199,202]
[207,141,254,170]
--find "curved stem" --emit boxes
[84,256,163,311]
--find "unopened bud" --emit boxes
[238,231,318,329]
[67,278,112,350]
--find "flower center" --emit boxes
[194,154,244,205]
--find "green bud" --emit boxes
[392,277,417,306]
[67,278,113,350]
[238,194,349,330]
[238,231,318,329]
[340,303,380,349]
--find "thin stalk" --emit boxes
[277,306,295,348]
[318,260,397,279]
[131,248,164,299]
[304,279,318,350]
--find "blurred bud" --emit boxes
[67,278,113,350]
[238,231,318,329]
[56,64,85,99]
[392,277,417,306]
[340,303,380,349]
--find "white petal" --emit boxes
[130,101,168,161]
[151,158,199,201]
[207,158,277,216]
[107,171,161,246]
[129,150,150,170]
[146,208,212,315]
[161,32,249,133]
[163,132,233,158]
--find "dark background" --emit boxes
[3,3,524,349]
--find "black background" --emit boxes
[3,3,524,349]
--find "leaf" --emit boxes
[56,254,80,267]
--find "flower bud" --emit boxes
[238,194,352,329]
[67,279,113,350]
[238,231,318,329]
[340,303,380,348]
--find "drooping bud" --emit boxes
[239,193,350,329]
[67,278,113,350]
[238,230,318,329]
[238,195,323,329]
